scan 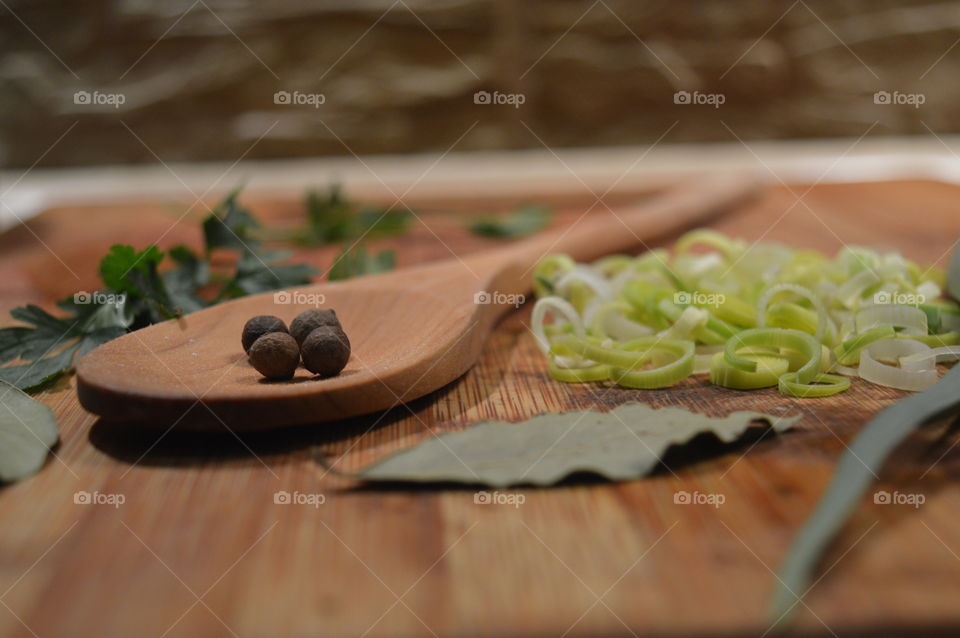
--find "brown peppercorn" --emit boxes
[248,332,300,380]
[290,308,341,346]
[242,315,288,353]
[301,326,351,377]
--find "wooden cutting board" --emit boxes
[1,180,959,638]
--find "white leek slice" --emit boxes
[531,296,585,356]
[855,304,928,336]
[899,346,960,372]
[859,339,937,391]
[555,267,614,301]
[589,302,653,340]
[662,306,709,341]
[836,268,881,308]
[916,281,941,303]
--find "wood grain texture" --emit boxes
[1,180,959,638]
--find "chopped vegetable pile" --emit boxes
[531,230,959,397]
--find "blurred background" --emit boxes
[1,0,955,169]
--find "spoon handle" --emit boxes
[461,173,761,296]
[520,173,759,265]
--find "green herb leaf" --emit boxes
[0,380,59,482]
[344,403,799,487]
[0,305,72,364]
[0,346,79,391]
[202,189,262,252]
[99,244,163,294]
[162,245,210,314]
[469,204,551,239]
[100,244,177,322]
[297,185,409,246]
[328,244,396,281]
[0,301,126,391]
[770,238,960,627]
[220,250,319,298]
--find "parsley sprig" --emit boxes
[469,204,551,238]
[291,184,409,283]
[293,184,410,246]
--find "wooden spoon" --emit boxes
[77,175,759,430]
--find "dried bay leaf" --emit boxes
[349,402,800,487]
[0,380,59,482]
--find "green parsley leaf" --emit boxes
[0,346,79,391]
[0,301,126,391]
[469,204,551,239]
[328,244,397,281]
[100,244,177,324]
[296,184,410,246]
[162,245,210,314]
[218,250,319,298]
[202,188,262,252]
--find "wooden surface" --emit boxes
[1,180,960,638]
[75,175,757,429]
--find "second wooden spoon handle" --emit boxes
[516,173,760,267]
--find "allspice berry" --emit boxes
[290,308,341,346]
[301,326,351,377]
[242,315,288,353]
[248,332,300,380]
